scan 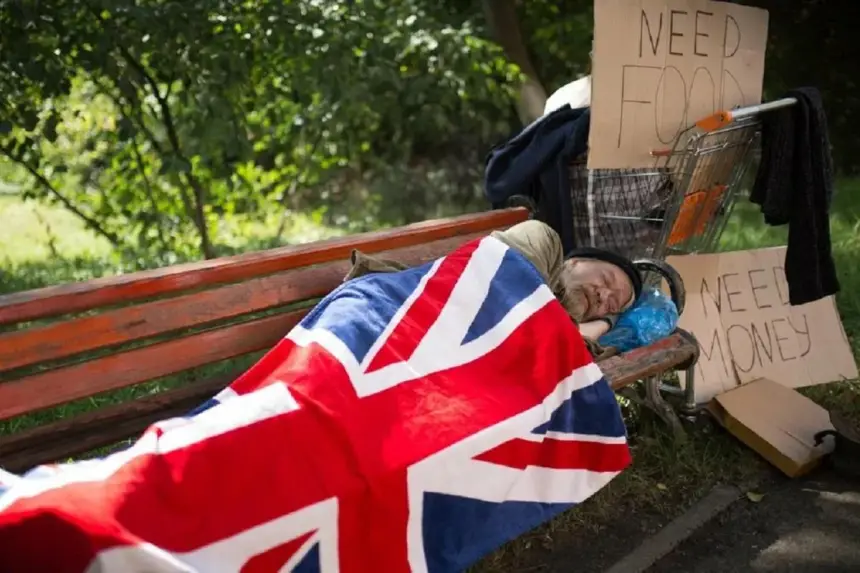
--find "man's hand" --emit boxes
[578,319,611,341]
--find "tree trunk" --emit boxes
[482,0,548,124]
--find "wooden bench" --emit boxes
[0,208,699,473]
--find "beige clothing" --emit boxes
[344,220,616,359]
[489,220,583,321]
[346,220,574,315]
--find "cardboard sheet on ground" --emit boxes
[666,247,858,403]
[708,378,835,477]
[589,0,768,169]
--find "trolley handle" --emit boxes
[633,258,686,315]
[694,97,798,133]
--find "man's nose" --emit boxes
[599,287,613,309]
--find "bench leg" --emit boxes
[655,368,699,418]
[644,376,686,442]
[681,363,698,415]
[620,377,687,442]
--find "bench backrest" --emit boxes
[0,208,528,471]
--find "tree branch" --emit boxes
[128,139,171,252]
[91,74,166,156]
[482,0,548,124]
[117,46,214,258]
[32,206,60,258]
[0,146,122,246]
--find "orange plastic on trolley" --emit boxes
[667,184,728,246]
[695,111,734,133]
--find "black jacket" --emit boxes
[750,87,839,305]
[484,105,591,253]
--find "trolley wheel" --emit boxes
[504,194,538,219]
[632,258,686,315]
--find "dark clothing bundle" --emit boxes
[483,105,590,254]
[750,87,839,306]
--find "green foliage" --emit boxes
[740,0,860,174]
[0,0,520,259]
[518,0,594,93]
[2,0,858,265]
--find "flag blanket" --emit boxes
[0,236,631,573]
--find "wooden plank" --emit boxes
[0,234,480,373]
[0,374,234,473]
[602,332,699,391]
[0,310,306,421]
[0,209,527,326]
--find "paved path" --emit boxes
[648,471,860,573]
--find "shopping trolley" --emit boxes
[507,98,799,432]
[566,97,799,261]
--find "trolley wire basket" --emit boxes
[516,97,798,262]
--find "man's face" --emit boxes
[561,258,634,321]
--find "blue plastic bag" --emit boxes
[598,287,679,353]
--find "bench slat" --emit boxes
[0,373,235,473]
[603,332,697,390]
[0,310,305,421]
[0,234,480,373]
[0,209,527,326]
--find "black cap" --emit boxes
[565,247,643,303]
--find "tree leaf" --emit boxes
[43,112,60,143]
[159,156,192,175]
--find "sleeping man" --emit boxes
[347,219,642,345]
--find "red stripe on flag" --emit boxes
[240,531,315,573]
[338,469,411,573]
[474,437,632,473]
[0,503,141,573]
[365,239,481,373]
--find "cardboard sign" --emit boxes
[589,0,769,169]
[666,247,858,403]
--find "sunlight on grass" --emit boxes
[0,195,113,264]
[0,194,343,293]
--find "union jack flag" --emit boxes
[0,235,630,572]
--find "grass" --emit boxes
[1,182,859,569]
[0,194,113,263]
[0,194,343,268]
